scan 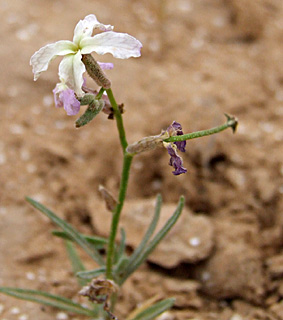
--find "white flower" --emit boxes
[30,14,142,96]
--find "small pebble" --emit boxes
[26,272,36,280]
[10,307,20,315]
[189,237,200,247]
[10,124,24,135]
[201,272,211,281]
[0,153,6,165]
[43,95,53,107]
[230,314,243,320]
[0,304,4,314]
[18,314,28,320]
[56,312,69,320]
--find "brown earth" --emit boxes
[0,0,283,320]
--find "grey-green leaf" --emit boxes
[129,298,175,320]
[65,241,88,286]
[125,195,162,269]
[76,266,106,279]
[52,230,107,250]
[121,196,184,283]
[0,287,96,317]
[26,197,104,266]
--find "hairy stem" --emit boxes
[105,88,133,279]
[106,89,128,152]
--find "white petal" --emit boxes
[30,40,76,81]
[73,14,113,45]
[58,51,85,97]
[80,32,142,59]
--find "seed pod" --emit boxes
[75,99,105,128]
[82,54,111,89]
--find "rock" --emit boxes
[193,216,265,303]
[90,198,214,268]
[269,302,283,320]
[266,254,283,278]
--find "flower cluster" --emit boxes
[30,14,142,115]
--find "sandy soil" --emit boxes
[0,0,283,319]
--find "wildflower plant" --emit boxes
[0,14,238,320]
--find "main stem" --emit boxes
[105,88,133,279]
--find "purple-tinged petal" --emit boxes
[98,62,114,70]
[175,140,186,153]
[53,84,80,116]
[166,121,186,152]
[80,32,142,58]
[60,89,81,115]
[166,144,187,176]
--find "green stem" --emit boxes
[105,88,133,280]
[95,87,105,100]
[106,154,133,279]
[106,88,128,152]
[164,115,238,143]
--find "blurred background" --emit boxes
[0,0,283,319]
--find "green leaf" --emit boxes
[128,298,175,320]
[114,228,127,263]
[26,197,104,266]
[65,241,88,286]
[125,195,162,270]
[0,287,95,317]
[76,266,106,279]
[52,230,107,250]
[120,196,184,283]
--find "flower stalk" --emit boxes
[104,88,133,279]
[164,114,238,144]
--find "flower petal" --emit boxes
[60,89,81,115]
[166,121,186,152]
[98,62,114,70]
[53,83,80,115]
[80,32,142,58]
[166,144,187,176]
[58,51,85,96]
[73,14,113,45]
[30,40,77,81]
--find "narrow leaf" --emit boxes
[128,298,175,320]
[65,241,88,286]
[76,266,106,279]
[121,196,184,283]
[26,197,104,266]
[126,195,162,270]
[0,287,95,317]
[114,228,127,263]
[52,230,107,249]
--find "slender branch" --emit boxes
[164,115,238,143]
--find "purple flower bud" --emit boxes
[166,144,187,175]
[166,121,186,152]
[53,83,81,116]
